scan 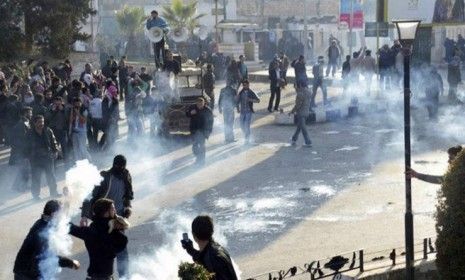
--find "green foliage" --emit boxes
[436,149,465,278]
[0,0,94,60]
[0,0,25,61]
[178,262,214,280]
[162,0,206,33]
[115,5,146,37]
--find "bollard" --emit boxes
[359,250,364,272]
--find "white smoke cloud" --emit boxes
[40,160,102,279]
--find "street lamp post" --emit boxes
[392,19,421,280]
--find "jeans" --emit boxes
[72,131,91,162]
[153,39,165,68]
[268,85,281,111]
[312,79,328,106]
[192,131,206,163]
[326,60,338,76]
[116,247,129,278]
[31,158,57,197]
[240,113,252,141]
[12,157,29,192]
[292,116,311,145]
[223,109,235,142]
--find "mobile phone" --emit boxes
[182,233,189,241]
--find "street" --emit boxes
[0,81,459,279]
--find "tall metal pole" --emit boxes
[215,0,219,42]
[349,0,354,55]
[403,47,415,280]
[304,0,308,60]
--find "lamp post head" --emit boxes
[392,20,421,50]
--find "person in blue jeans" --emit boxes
[236,80,260,144]
[289,86,312,147]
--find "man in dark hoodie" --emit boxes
[182,215,238,280]
[71,198,128,280]
[10,107,32,192]
[186,97,214,165]
[80,154,133,278]
[14,200,80,280]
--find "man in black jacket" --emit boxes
[47,97,69,166]
[80,154,133,278]
[186,97,214,165]
[27,115,60,200]
[14,200,80,280]
[11,107,32,192]
[71,198,128,280]
[182,215,238,280]
[268,60,282,112]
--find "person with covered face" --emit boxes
[407,145,462,184]
[14,200,80,280]
[80,155,133,278]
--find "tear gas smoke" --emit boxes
[39,160,102,279]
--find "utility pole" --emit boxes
[349,0,354,55]
[215,0,219,42]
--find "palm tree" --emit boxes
[162,0,205,34]
[115,5,146,58]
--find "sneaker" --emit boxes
[290,139,297,146]
[303,143,312,148]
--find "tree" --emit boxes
[162,0,205,34]
[22,0,94,58]
[436,149,465,278]
[0,0,24,61]
[115,5,146,59]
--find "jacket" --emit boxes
[27,127,58,163]
[237,88,260,113]
[81,168,134,219]
[186,105,214,136]
[10,117,31,160]
[291,88,311,117]
[146,16,169,31]
[70,219,127,278]
[268,68,281,88]
[361,56,377,74]
[202,71,215,91]
[218,86,237,112]
[185,240,238,280]
[14,217,75,279]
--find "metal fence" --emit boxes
[245,237,436,280]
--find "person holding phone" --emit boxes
[181,215,238,280]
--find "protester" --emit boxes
[80,155,133,278]
[10,107,32,192]
[47,97,69,166]
[326,40,340,77]
[236,80,260,144]
[238,54,248,82]
[218,83,237,143]
[88,91,104,150]
[118,58,129,101]
[139,66,153,84]
[14,200,80,280]
[146,10,170,68]
[268,60,282,112]
[186,97,214,165]
[278,52,289,85]
[341,55,351,94]
[69,97,91,162]
[407,145,462,184]
[289,85,312,147]
[72,198,128,280]
[226,59,241,89]
[447,51,462,102]
[102,81,120,150]
[378,44,392,90]
[162,50,181,76]
[424,66,444,120]
[27,115,60,200]
[362,50,377,96]
[291,55,308,88]
[202,64,216,110]
[181,215,238,280]
[311,56,328,107]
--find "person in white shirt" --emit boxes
[69,97,92,162]
[89,92,104,150]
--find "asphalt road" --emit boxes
[0,82,461,279]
